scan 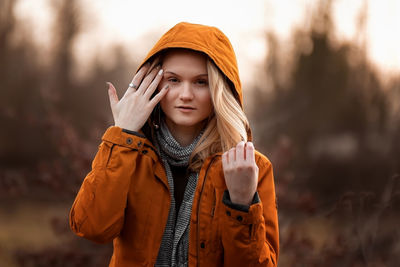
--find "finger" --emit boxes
[236,141,245,161]
[229,147,236,163]
[149,84,169,107]
[127,63,151,93]
[137,65,160,95]
[222,151,228,168]
[144,69,164,99]
[107,82,118,108]
[246,142,255,163]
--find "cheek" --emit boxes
[160,94,169,109]
[160,89,174,110]
[199,91,213,113]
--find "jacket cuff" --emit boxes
[122,128,146,138]
[222,190,260,212]
[102,126,147,150]
[222,193,264,225]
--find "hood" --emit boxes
[138,22,244,107]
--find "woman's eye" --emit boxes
[168,78,179,83]
[196,79,208,85]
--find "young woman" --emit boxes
[70,22,279,267]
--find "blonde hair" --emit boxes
[190,60,249,171]
[147,51,250,171]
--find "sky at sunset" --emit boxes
[14,0,400,85]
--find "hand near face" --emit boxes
[222,141,259,206]
[107,63,169,132]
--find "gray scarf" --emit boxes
[155,120,203,267]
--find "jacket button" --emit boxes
[126,137,133,145]
[142,150,148,154]
[236,215,243,222]
[200,242,205,248]
[226,210,231,216]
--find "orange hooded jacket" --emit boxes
[69,22,279,266]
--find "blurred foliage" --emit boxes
[252,0,399,204]
[0,0,399,266]
[249,1,400,266]
[0,0,132,199]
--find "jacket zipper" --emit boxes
[196,156,216,267]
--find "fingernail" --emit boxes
[158,69,164,75]
[106,82,111,89]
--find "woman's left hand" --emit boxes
[222,141,259,206]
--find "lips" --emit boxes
[176,106,195,110]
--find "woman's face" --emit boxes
[159,50,213,135]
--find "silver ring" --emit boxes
[129,83,138,89]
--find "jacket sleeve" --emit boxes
[220,153,279,266]
[69,126,148,243]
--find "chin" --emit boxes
[171,119,202,128]
[167,115,207,129]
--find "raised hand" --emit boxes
[107,63,169,132]
[222,141,259,206]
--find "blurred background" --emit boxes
[1,0,399,266]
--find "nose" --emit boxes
[179,82,194,101]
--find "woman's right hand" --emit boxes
[107,63,169,132]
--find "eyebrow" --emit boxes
[164,71,208,77]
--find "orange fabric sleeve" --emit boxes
[69,126,148,243]
[220,154,279,266]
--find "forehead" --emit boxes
[162,49,207,71]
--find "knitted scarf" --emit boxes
[154,120,203,267]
